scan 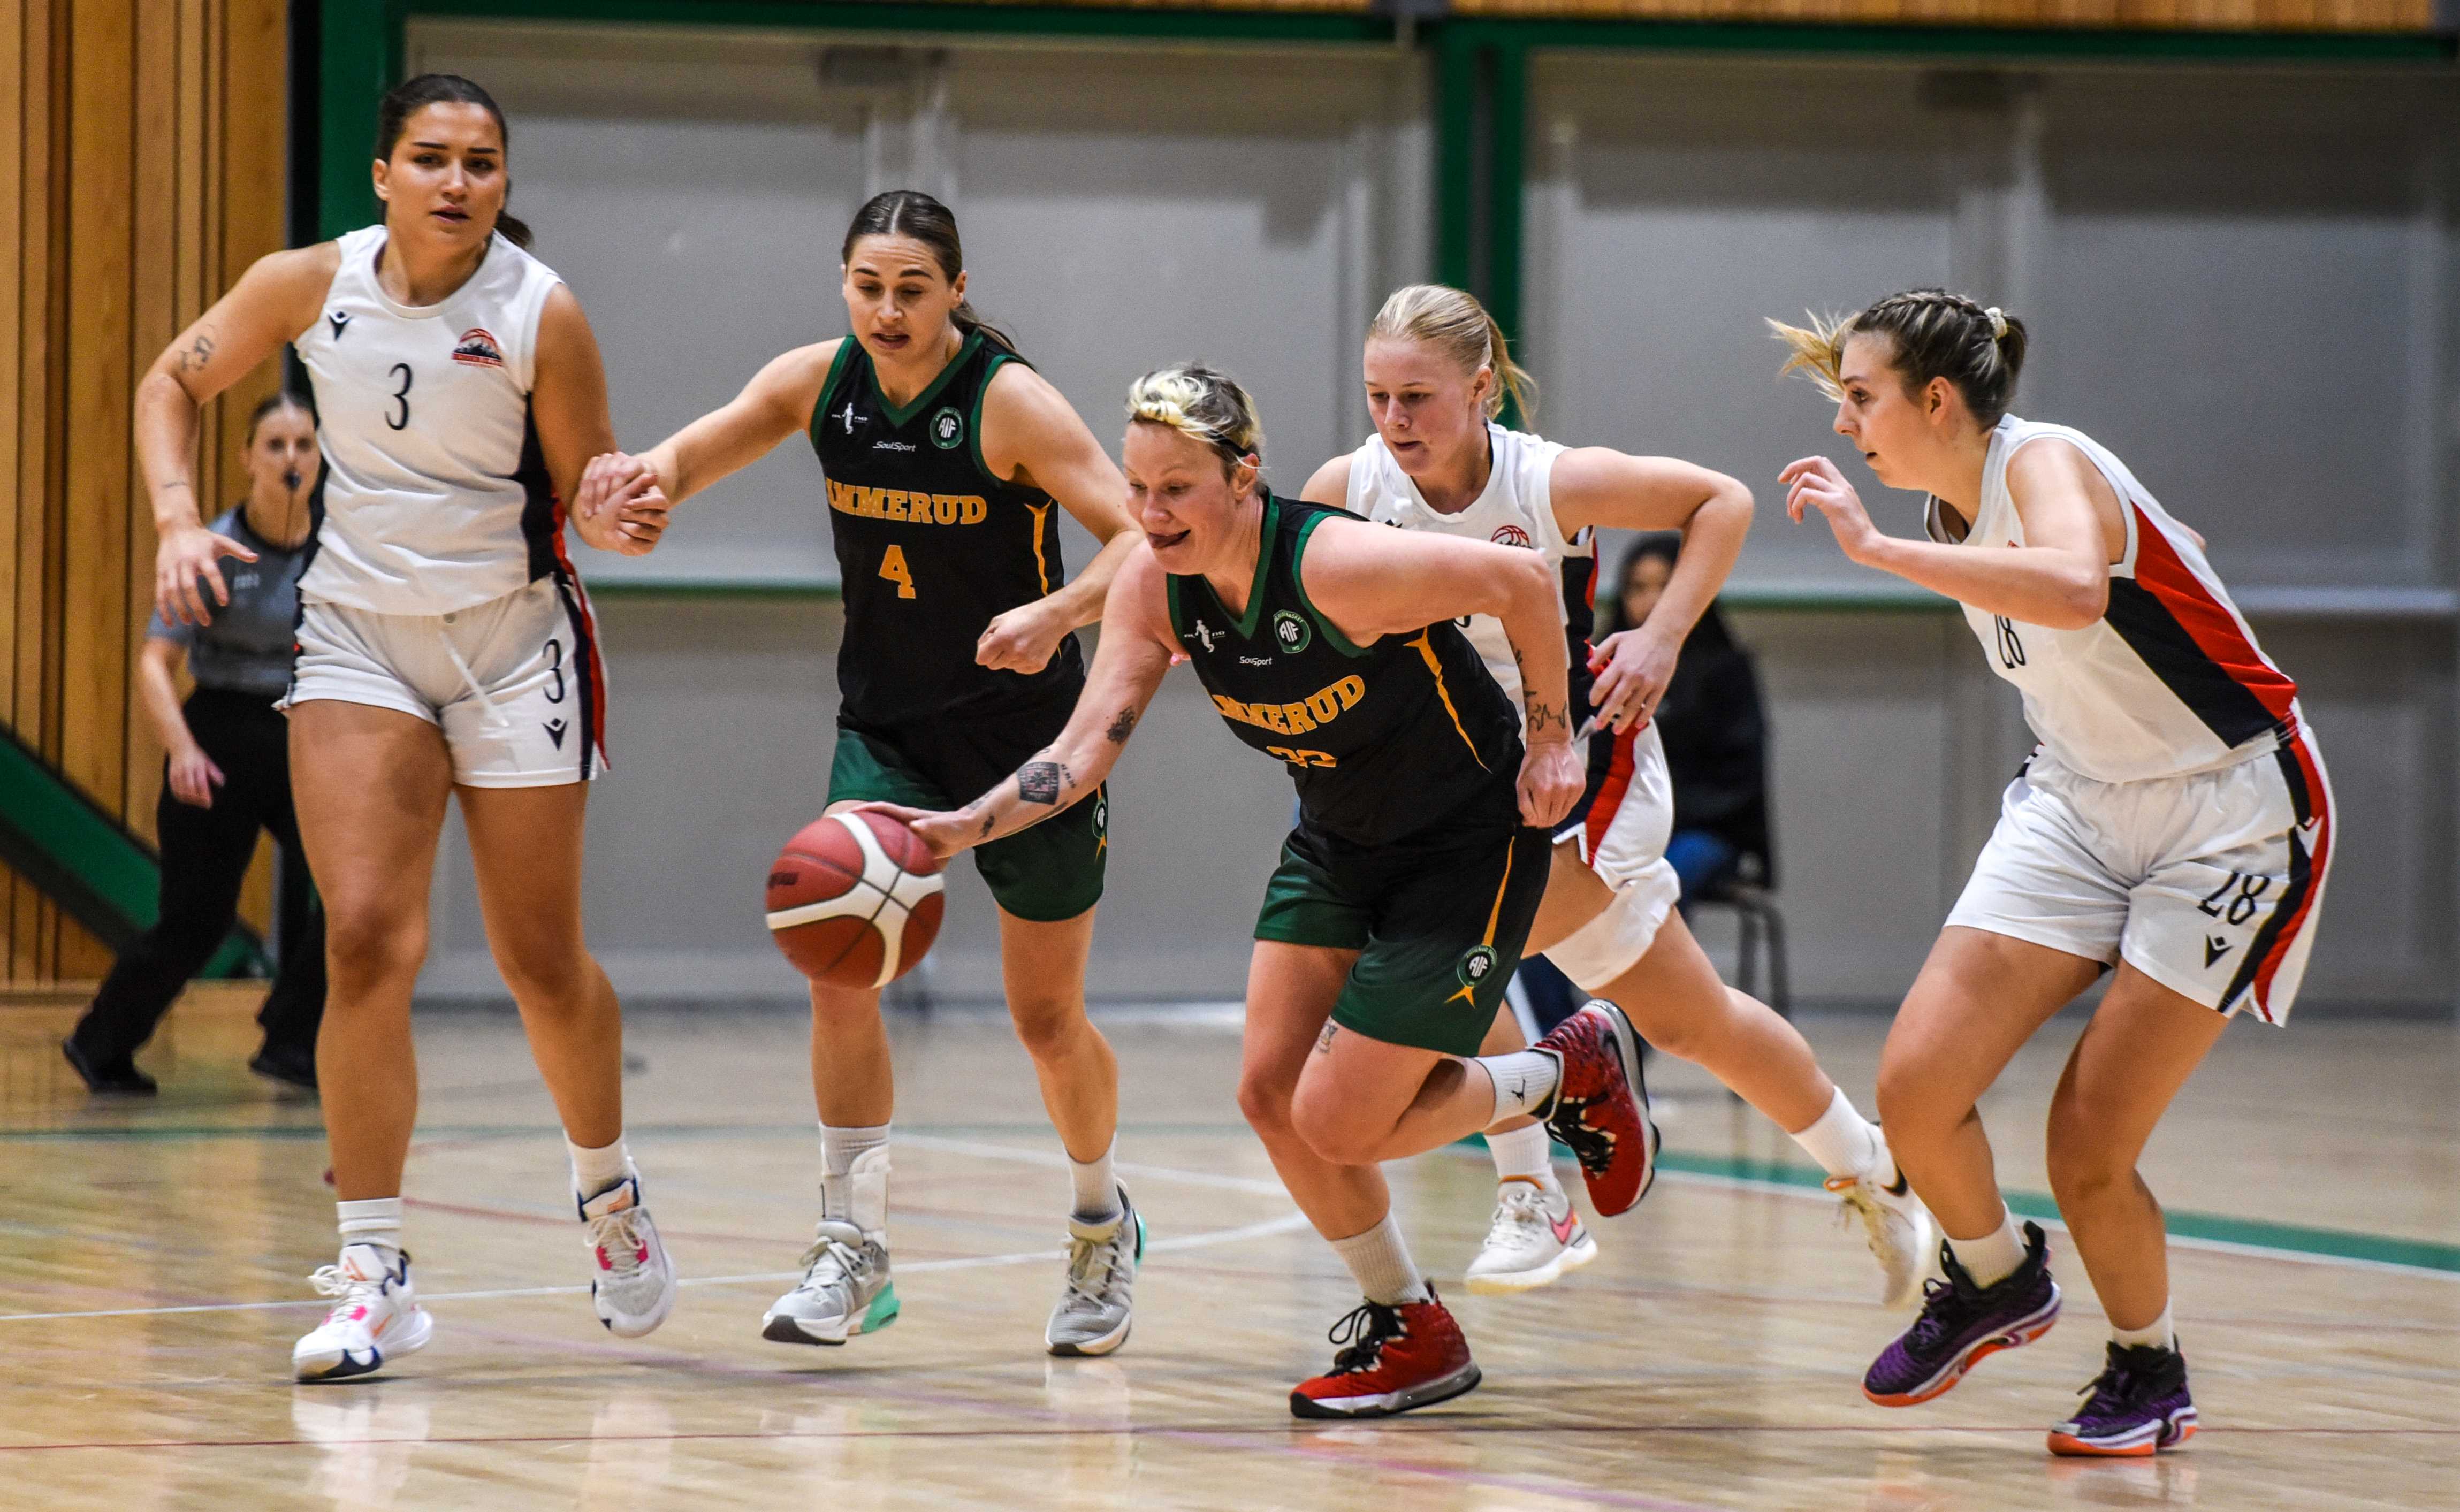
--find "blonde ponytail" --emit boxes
[1367,284,1537,425]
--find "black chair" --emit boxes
[1690,850,1790,1019]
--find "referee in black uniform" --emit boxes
[64,392,326,1094]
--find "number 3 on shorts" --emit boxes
[880,544,916,600]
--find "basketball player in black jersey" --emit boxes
[578,192,1146,1356]
[865,365,1652,1419]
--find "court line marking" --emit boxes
[8,1422,2458,1457]
[0,1137,1309,1325]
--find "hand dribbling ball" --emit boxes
[765,811,946,988]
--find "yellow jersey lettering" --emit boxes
[961,495,988,525]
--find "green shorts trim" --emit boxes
[826,720,1106,923]
[1254,821,1551,1056]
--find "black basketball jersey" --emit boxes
[1167,493,1522,847]
[809,332,1083,727]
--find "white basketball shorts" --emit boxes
[284,574,609,788]
[1948,731,2333,1025]
[1543,720,1685,991]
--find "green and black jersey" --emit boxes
[809,331,1082,727]
[1167,492,1522,847]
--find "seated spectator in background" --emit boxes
[1597,534,1773,901]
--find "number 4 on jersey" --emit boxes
[879,544,916,600]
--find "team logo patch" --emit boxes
[1457,945,1499,990]
[930,406,965,450]
[1273,610,1312,654]
[451,327,506,368]
[1490,524,1532,548]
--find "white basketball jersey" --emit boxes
[1346,423,1580,722]
[1925,416,2301,784]
[295,226,568,614]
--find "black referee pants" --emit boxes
[70,689,325,1062]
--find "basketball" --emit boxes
[764,811,946,988]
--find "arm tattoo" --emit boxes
[177,334,215,374]
[1104,707,1138,743]
[1314,1021,1338,1055]
[1526,700,1571,741]
[1016,761,1067,805]
[978,812,996,838]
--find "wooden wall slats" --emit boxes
[2,0,285,986]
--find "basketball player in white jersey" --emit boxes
[1301,285,1932,1302]
[137,74,680,1381]
[1772,289,2332,1456]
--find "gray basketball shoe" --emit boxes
[1045,1183,1144,1357]
[763,1145,900,1346]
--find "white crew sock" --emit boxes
[567,1135,635,1201]
[1485,1122,1560,1191]
[1788,1086,1884,1181]
[1329,1213,1431,1307]
[820,1121,892,1223]
[336,1197,403,1259]
[1479,1049,1563,1124]
[1946,1208,2027,1289]
[1068,1137,1121,1222]
[2112,1304,2177,1353]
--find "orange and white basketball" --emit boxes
[764,811,946,988]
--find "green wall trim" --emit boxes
[0,727,268,976]
[1444,15,2453,63]
[400,0,1400,46]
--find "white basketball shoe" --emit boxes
[581,1175,677,1338]
[764,1146,899,1345]
[293,1244,434,1382]
[1826,1135,1938,1308]
[1464,1177,1600,1295]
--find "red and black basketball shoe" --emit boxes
[1535,999,1657,1218]
[1289,1290,1481,1419]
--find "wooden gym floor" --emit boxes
[1,987,2454,1510]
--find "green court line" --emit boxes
[1648,1148,2460,1277]
[9,1116,2453,1277]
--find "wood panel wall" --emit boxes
[2,0,287,986]
[1451,0,2434,29]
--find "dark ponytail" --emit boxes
[841,190,1016,355]
[375,73,534,250]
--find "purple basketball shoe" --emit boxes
[1863,1220,2060,1407]
[2047,1341,2197,1457]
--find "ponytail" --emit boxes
[1768,288,2027,425]
[1367,283,1539,425]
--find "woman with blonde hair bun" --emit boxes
[1773,287,2330,1456]
[869,362,1655,1420]
[1304,284,1932,1303]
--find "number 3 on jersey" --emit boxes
[879,544,916,600]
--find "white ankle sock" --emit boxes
[820,1122,891,1223]
[1068,1138,1121,1221]
[1947,1208,2027,1288]
[1485,1122,1558,1189]
[336,1197,402,1258]
[1788,1086,1883,1180]
[567,1136,634,1200]
[1330,1213,1430,1307]
[1480,1049,1563,1124]
[2112,1304,2176,1352]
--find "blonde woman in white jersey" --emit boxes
[1773,289,2332,1456]
[139,75,680,1381]
[1303,286,1932,1301]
